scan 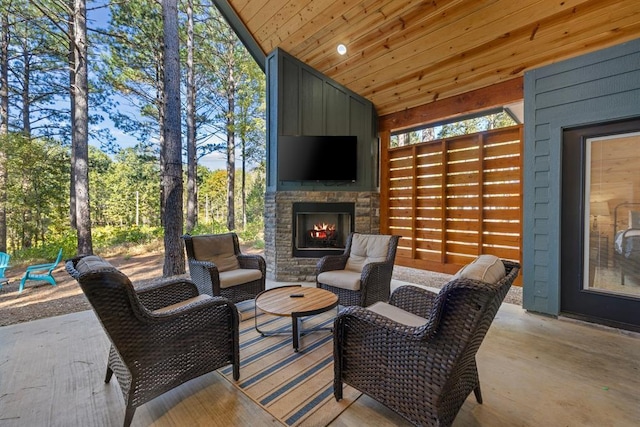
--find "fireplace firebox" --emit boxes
[292,202,355,258]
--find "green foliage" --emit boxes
[9,226,164,264]
[390,111,517,147]
[2,133,70,251]
[11,244,67,265]
[91,225,163,247]
[200,170,228,221]
[190,221,229,236]
[438,112,516,138]
[245,162,266,224]
[97,147,160,227]
[99,0,164,145]
[2,130,265,256]
[1,0,268,259]
[237,220,264,246]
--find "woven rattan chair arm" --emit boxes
[187,259,223,296]
[188,259,221,283]
[389,285,439,318]
[358,261,394,306]
[316,254,348,274]
[502,260,521,283]
[237,254,266,272]
[147,294,235,320]
[359,261,393,283]
[188,258,220,273]
[135,277,199,311]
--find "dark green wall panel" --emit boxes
[266,48,378,192]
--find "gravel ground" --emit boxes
[392,264,523,306]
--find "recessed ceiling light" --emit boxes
[337,44,347,55]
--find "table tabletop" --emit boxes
[255,285,338,317]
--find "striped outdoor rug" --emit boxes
[219,300,361,427]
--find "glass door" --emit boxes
[561,118,640,332]
[585,133,640,298]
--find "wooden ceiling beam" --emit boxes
[378,77,523,132]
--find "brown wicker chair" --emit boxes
[333,257,520,427]
[65,255,240,427]
[316,232,400,307]
[182,232,266,303]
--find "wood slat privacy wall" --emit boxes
[380,125,523,277]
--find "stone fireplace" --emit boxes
[265,191,380,281]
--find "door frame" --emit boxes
[561,118,640,333]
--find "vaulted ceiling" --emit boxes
[218,0,640,118]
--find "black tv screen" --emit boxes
[278,135,357,181]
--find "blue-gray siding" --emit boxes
[523,38,640,315]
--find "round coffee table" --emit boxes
[254,285,339,352]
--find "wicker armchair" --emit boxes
[316,232,400,307]
[65,255,240,427]
[182,232,266,303]
[333,257,520,427]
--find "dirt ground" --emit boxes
[0,246,522,328]
[0,250,165,327]
[0,244,268,327]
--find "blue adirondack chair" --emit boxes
[0,251,9,289]
[19,248,63,293]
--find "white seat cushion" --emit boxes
[219,268,262,289]
[345,234,391,272]
[453,254,505,283]
[367,301,427,327]
[317,270,362,291]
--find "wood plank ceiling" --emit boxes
[223,0,640,118]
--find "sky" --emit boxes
[87,1,228,171]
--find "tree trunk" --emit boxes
[21,37,30,137]
[68,0,77,230]
[226,65,235,231]
[185,0,197,233]
[19,29,31,249]
[241,134,246,229]
[0,11,8,252]
[72,0,92,255]
[161,0,185,276]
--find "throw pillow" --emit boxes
[454,254,506,283]
[76,255,115,274]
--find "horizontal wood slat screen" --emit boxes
[381,125,523,280]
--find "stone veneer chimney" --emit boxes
[264,190,380,281]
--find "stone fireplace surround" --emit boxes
[265,190,380,281]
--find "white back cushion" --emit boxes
[345,234,391,272]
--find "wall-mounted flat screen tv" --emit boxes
[278,135,357,181]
